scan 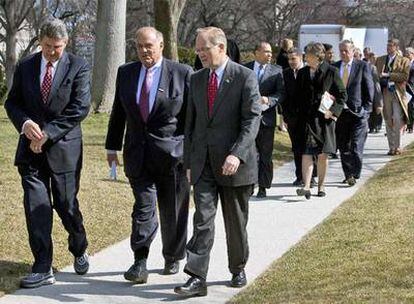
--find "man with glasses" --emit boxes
[174,27,261,297]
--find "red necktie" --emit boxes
[207,71,218,117]
[41,62,53,103]
[139,68,153,122]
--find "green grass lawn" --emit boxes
[0,107,291,296]
[230,145,414,303]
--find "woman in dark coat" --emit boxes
[295,42,347,199]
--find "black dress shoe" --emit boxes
[292,178,303,186]
[230,270,247,288]
[74,252,89,275]
[317,190,326,197]
[256,187,266,198]
[174,276,207,297]
[124,259,148,284]
[163,261,179,275]
[296,188,311,200]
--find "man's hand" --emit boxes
[29,132,48,154]
[23,120,43,141]
[324,110,333,120]
[261,96,269,105]
[107,153,120,168]
[222,155,240,176]
[186,169,191,182]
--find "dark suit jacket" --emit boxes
[184,60,261,186]
[333,60,374,117]
[105,59,193,178]
[407,61,414,97]
[4,51,91,173]
[244,61,285,127]
[282,67,301,124]
[296,62,347,153]
[276,49,289,70]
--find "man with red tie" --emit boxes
[4,18,91,288]
[174,27,261,297]
[105,27,192,283]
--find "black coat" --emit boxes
[4,51,91,173]
[105,59,193,178]
[296,62,347,154]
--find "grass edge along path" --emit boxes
[229,144,414,304]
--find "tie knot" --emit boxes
[47,61,53,68]
[210,71,217,80]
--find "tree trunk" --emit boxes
[5,28,18,90]
[154,0,187,61]
[91,0,126,113]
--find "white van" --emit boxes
[299,24,389,60]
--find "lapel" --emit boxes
[32,52,42,105]
[47,52,70,106]
[392,55,400,71]
[127,62,143,122]
[210,60,234,119]
[347,60,358,88]
[149,59,171,120]
[199,68,210,123]
[260,64,271,83]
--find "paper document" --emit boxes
[318,91,337,121]
[109,161,117,180]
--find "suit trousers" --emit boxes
[128,161,189,263]
[184,160,252,280]
[255,125,275,188]
[336,111,368,179]
[286,119,303,180]
[383,89,405,150]
[18,156,88,273]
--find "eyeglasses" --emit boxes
[195,45,218,54]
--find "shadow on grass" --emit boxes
[0,260,32,295]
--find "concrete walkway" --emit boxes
[1,131,413,304]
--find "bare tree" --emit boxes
[91,0,126,113]
[0,0,35,89]
[154,0,187,60]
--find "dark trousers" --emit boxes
[408,101,414,130]
[368,111,383,131]
[184,161,252,280]
[18,158,87,273]
[286,119,303,180]
[256,125,275,188]
[128,161,189,263]
[336,111,368,179]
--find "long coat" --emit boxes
[296,61,347,154]
[375,55,410,121]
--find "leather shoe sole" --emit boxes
[174,286,207,297]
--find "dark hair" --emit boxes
[322,43,333,51]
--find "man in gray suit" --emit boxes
[174,27,261,297]
[245,42,285,198]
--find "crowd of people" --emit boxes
[4,17,413,298]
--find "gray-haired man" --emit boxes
[4,18,91,288]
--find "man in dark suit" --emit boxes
[4,18,90,288]
[334,40,374,186]
[174,27,261,297]
[282,47,305,185]
[105,27,192,284]
[245,42,285,198]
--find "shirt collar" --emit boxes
[210,57,229,78]
[254,61,267,70]
[342,59,353,67]
[41,55,59,69]
[142,57,163,72]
